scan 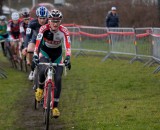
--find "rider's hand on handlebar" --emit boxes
[63,56,71,70]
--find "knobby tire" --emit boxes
[45,83,52,130]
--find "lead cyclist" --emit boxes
[33,9,71,118]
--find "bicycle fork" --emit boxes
[43,80,55,110]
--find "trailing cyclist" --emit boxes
[22,6,48,81]
[7,12,22,61]
[33,9,71,118]
[0,15,8,56]
[20,8,33,64]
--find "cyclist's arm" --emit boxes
[60,26,71,57]
[20,24,26,41]
[34,32,43,55]
[7,23,14,40]
[24,24,33,48]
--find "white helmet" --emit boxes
[0,15,6,21]
[11,12,19,20]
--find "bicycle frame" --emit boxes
[39,62,65,110]
[13,39,22,59]
[43,64,55,110]
[11,39,23,70]
[38,62,64,130]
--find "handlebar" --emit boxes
[38,63,65,67]
[38,62,67,76]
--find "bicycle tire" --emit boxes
[16,57,23,71]
[45,83,52,130]
[5,47,15,68]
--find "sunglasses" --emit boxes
[39,17,47,19]
[24,18,30,20]
[50,20,61,23]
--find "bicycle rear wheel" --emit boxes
[16,57,23,71]
[5,46,15,68]
[44,83,52,130]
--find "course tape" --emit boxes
[63,24,160,38]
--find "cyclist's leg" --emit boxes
[27,42,35,66]
[1,41,5,55]
[38,57,49,89]
[35,56,48,101]
[52,66,63,118]
[27,42,35,80]
[54,66,63,108]
[10,40,17,60]
[2,34,9,56]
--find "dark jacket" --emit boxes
[106,11,119,27]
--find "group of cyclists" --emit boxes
[0,6,71,118]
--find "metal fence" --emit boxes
[64,24,160,72]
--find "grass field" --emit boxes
[0,52,160,130]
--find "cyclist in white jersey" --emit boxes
[33,9,71,118]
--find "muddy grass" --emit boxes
[15,84,70,130]
[0,56,74,130]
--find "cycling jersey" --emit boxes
[24,19,48,48]
[35,24,71,61]
[0,21,8,39]
[7,19,21,39]
[0,21,7,35]
[20,18,33,41]
[35,23,71,109]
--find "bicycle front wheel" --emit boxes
[44,83,52,130]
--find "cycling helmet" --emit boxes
[36,6,48,17]
[0,15,6,21]
[50,9,63,20]
[11,12,19,20]
[21,8,30,18]
[21,11,30,18]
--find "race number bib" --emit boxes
[26,28,31,34]
[37,33,43,40]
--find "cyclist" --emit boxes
[22,6,48,80]
[33,9,71,118]
[7,12,21,60]
[20,8,33,64]
[0,15,8,56]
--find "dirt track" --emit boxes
[16,83,67,130]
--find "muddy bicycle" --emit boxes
[34,62,65,130]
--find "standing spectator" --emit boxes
[105,6,119,27]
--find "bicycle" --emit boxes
[0,38,15,68]
[0,39,6,56]
[34,62,65,130]
[11,39,23,71]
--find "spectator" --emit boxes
[105,6,119,27]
